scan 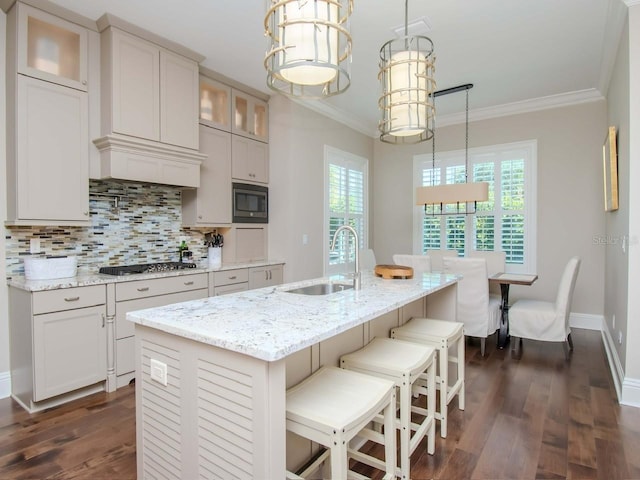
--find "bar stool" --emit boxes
[391,318,465,438]
[340,337,437,480]
[285,366,397,480]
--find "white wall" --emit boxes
[268,95,374,283]
[373,101,607,317]
[605,12,630,393]
[0,9,10,398]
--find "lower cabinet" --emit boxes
[249,264,284,289]
[114,273,208,387]
[9,284,107,412]
[210,268,249,296]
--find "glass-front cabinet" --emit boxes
[17,3,88,91]
[232,89,269,143]
[199,76,231,132]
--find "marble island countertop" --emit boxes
[7,259,285,292]
[127,271,458,362]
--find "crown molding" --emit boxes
[289,97,375,138]
[624,0,640,6]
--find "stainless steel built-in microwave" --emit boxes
[232,183,268,223]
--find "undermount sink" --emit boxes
[284,283,354,296]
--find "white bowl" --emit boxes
[24,256,78,280]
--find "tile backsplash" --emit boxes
[5,180,219,277]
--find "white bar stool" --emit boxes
[340,337,437,480]
[391,318,465,438]
[286,366,397,480]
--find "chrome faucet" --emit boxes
[330,225,361,290]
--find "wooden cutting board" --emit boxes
[374,264,414,279]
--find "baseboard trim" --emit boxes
[602,323,625,401]
[621,377,640,407]
[569,312,602,331]
[0,371,11,399]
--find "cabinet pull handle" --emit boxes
[228,276,237,280]
[265,271,268,280]
[64,296,80,302]
[184,281,194,286]
[137,287,150,292]
[102,314,105,328]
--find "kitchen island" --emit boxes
[127,271,458,479]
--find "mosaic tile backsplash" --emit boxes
[5,180,223,277]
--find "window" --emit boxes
[413,140,537,273]
[324,146,369,275]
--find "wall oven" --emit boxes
[232,183,268,223]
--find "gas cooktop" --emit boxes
[99,262,197,276]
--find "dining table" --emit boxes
[489,272,538,348]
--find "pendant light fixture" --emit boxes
[416,84,489,214]
[378,0,436,144]
[264,0,353,99]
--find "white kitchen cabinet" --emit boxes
[7,75,89,225]
[114,273,208,387]
[232,135,269,184]
[232,89,268,142]
[104,28,199,149]
[210,268,250,296]
[248,264,283,289]
[199,75,231,132]
[15,2,88,91]
[233,225,268,263]
[9,285,107,412]
[182,124,232,226]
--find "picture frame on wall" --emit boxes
[603,125,618,212]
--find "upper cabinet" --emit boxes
[102,28,199,150]
[199,76,231,132]
[232,89,269,143]
[16,3,88,91]
[5,2,93,225]
[93,16,206,187]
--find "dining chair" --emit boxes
[509,256,581,359]
[392,254,431,275]
[443,257,501,356]
[425,249,459,272]
[468,250,506,296]
[360,248,377,270]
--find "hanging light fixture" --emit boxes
[378,0,436,144]
[264,0,353,98]
[416,84,489,214]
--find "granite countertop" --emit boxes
[127,271,458,362]
[7,260,285,292]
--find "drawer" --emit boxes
[33,285,106,315]
[116,273,207,301]
[116,336,135,376]
[116,287,208,339]
[214,282,248,296]
[213,268,248,286]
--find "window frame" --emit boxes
[324,146,369,275]
[412,140,537,273]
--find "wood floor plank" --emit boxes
[0,330,638,480]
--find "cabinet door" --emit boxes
[17,3,88,91]
[160,50,199,149]
[33,305,106,401]
[182,125,232,226]
[200,76,231,132]
[249,265,283,289]
[235,225,268,263]
[15,75,89,222]
[232,89,269,142]
[111,29,160,141]
[214,283,249,296]
[232,135,269,183]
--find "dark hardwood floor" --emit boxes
[1,329,639,479]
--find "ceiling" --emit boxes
[47,0,625,137]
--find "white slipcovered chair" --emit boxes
[392,254,432,276]
[468,250,506,296]
[443,257,501,356]
[425,249,459,272]
[360,248,377,270]
[509,256,581,359]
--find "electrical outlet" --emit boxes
[612,314,616,329]
[30,238,41,254]
[150,359,168,386]
[302,234,308,245]
[618,331,623,345]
